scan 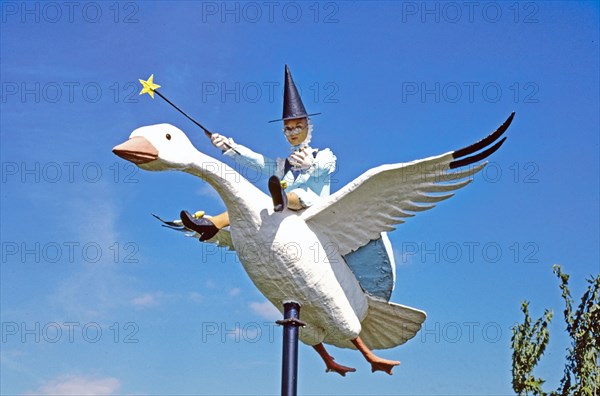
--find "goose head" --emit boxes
[112,123,200,172]
[113,123,269,221]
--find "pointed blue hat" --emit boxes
[269,65,321,122]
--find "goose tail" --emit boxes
[326,296,426,350]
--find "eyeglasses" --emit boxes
[283,124,307,137]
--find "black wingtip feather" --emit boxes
[452,112,515,160]
[161,224,185,231]
[449,137,507,169]
[152,213,181,227]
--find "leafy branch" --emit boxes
[511,265,599,396]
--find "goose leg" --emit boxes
[351,337,400,375]
[312,343,356,376]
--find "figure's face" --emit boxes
[283,118,309,145]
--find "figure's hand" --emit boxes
[289,147,315,171]
[211,133,233,151]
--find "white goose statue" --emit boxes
[113,112,514,375]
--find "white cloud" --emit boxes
[42,181,136,322]
[196,183,223,204]
[131,293,157,308]
[228,288,241,297]
[226,326,243,340]
[205,280,216,289]
[226,325,259,341]
[25,375,120,396]
[59,181,120,247]
[189,291,203,303]
[131,293,158,308]
[130,292,182,309]
[249,301,280,321]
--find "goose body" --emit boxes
[232,210,368,345]
[117,124,371,346]
[113,113,514,372]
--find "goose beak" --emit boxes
[112,136,159,164]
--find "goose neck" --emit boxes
[183,152,266,219]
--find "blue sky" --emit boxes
[1,1,598,395]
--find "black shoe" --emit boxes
[268,175,287,212]
[180,210,219,241]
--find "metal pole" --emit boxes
[277,302,305,396]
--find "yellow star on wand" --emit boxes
[139,74,161,98]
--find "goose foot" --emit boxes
[180,210,219,241]
[313,343,356,377]
[367,357,400,375]
[351,337,400,375]
[326,359,357,376]
[268,175,287,212]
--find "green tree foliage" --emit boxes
[553,265,600,396]
[511,302,553,395]
[511,265,599,396]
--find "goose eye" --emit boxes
[166,133,171,140]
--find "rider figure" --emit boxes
[181,65,336,240]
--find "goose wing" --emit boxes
[152,214,235,250]
[342,233,395,301]
[302,113,514,256]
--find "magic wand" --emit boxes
[138,74,238,153]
